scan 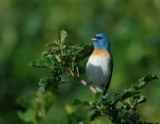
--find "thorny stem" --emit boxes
[67,67,97,93]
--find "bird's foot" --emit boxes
[86,82,93,88]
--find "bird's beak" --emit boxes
[91,36,97,41]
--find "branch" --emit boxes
[109,105,135,124]
[123,116,134,124]
[68,68,97,93]
[127,98,136,113]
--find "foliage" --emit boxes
[65,104,90,124]
[17,30,159,124]
[1,1,160,124]
[28,30,93,91]
[17,30,94,124]
[72,74,158,124]
[16,90,55,124]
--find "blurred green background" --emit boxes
[0,0,160,123]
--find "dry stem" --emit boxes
[68,67,97,93]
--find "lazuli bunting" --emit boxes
[86,33,113,95]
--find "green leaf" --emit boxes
[41,91,55,111]
[82,101,90,107]
[55,54,61,62]
[90,111,101,121]
[39,78,47,91]
[117,110,128,122]
[16,95,34,109]
[17,109,36,123]
[65,104,76,114]
[134,95,146,105]
[137,96,146,104]
[72,99,82,106]
[138,74,158,88]
[74,45,94,63]
[39,77,61,90]
[28,59,54,68]
[93,92,103,103]
[71,99,90,107]
[67,46,83,55]
[120,86,142,100]
[59,30,67,44]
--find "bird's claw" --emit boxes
[86,82,93,88]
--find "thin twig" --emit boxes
[127,98,136,113]
[127,98,139,121]
[68,67,97,93]
[60,47,64,56]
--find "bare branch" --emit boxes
[68,68,97,93]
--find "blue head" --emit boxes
[92,33,110,51]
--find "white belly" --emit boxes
[86,55,111,92]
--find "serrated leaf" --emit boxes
[120,86,142,100]
[38,77,61,90]
[68,46,83,55]
[138,74,158,88]
[59,30,67,44]
[28,59,54,68]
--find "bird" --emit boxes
[86,33,113,95]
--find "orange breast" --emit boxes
[91,49,110,60]
[92,49,109,56]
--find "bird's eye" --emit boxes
[96,37,102,39]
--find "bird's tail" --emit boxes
[103,79,111,95]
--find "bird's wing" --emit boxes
[103,54,113,95]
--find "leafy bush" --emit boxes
[17,30,159,124]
